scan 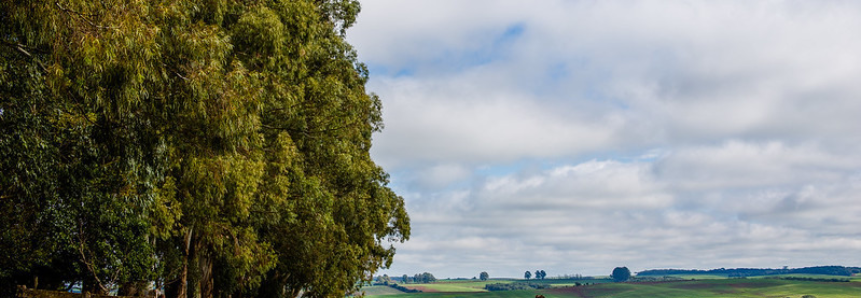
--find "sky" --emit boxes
[345,0,861,279]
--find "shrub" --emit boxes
[484,282,550,291]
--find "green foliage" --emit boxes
[479,272,489,281]
[410,273,436,284]
[0,1,408,298]
[611,267,631,282]
[388,284,420,294]
[484,282,549,291]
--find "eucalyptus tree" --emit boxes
[0,1,409,298]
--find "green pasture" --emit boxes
[401,281,496,293]
[359,286,409,296]
[363,278,861,298]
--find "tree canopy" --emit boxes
[611,267,631,282]
[0,1,409,298]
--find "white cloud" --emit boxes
[654,140,861,190]
[368,76,622,168]
[349,0,861,278]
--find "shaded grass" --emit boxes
[358,286,407,296]
[392,280,515,293]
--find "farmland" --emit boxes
[361,277,861,298]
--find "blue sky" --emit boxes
[347,0,861,279]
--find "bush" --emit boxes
[389,284,421,293]
[484,282,550,291]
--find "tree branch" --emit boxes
[55,2,116,30]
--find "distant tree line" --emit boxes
[374,275,393,285]
[552,274,597,280]
[524,270,546,280]
[638,266,861,277]
[629,276,685,282]
[554,274,594,280]
[484,282,550,291]
[388,284,421,293]
[397,272,437,284]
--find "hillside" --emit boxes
[637,266,861,278]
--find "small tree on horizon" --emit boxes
[611,267,631,282]
[480,271,489,281]
[525,271,532,280]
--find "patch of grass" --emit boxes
[358,285,407,296]
[365,278,861,298]
[393,280,513,293]
[366,290,544,298]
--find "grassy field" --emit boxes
[363,278,861,298]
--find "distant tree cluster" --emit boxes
[556,274,593,280]
[484,282,550,291]
[612,267,631,282]
[399,272,436,284]
[374,275,394,285]
[479,272,489,281]
[524,270,546,280]
[629,276,685,282]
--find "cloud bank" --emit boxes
[347,0,861,278]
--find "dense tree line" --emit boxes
[405,272,436,284]
[554,274,594,280]
[386,284,419,293]
[484,282,549,291]
[638,266,861,277]
[0,1,409,298]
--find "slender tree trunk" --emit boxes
[173,228,193,298]
[198,255,213,298]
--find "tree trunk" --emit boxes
[169,228,194,298]
[198,255,213,298]
[119,281,149,297]
[82,274,106,295]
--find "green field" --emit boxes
[363,278,861,298]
